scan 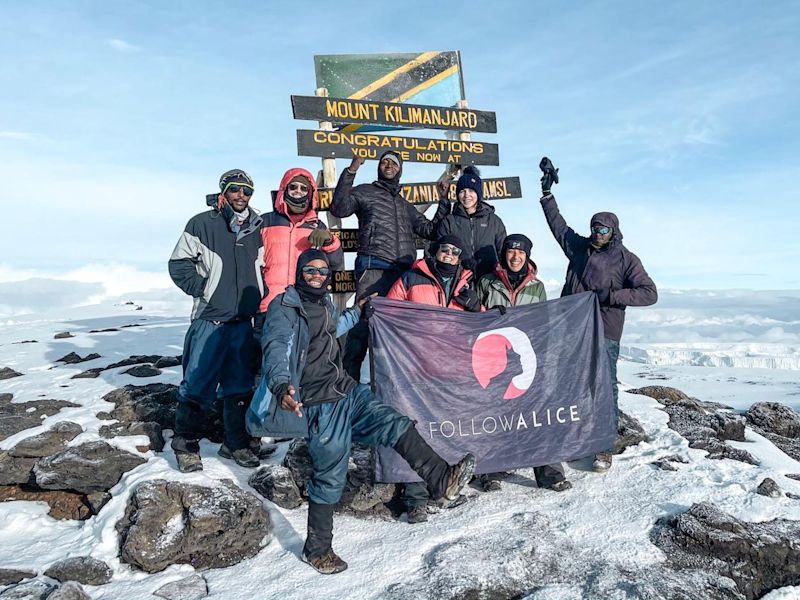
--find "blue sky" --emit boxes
[1,0,799,290]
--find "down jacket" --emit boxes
[478,261,546,308]
[330,168,447,269]
[540,193,657,341]
[168,205,264,322]
[386,258,475,310]
[258,168,343,311]
[436,200,507,279]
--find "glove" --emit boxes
[252,313,266,340]
[539,156,559,194]
[454,286,481,312]
[362,301,376,320]
[595,288,611,307]
[494,305,507,316]
[460,257,477,273]
[308,228,333,248]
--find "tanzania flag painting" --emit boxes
[314,51,465,132]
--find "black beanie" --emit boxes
[455,166,482,202]
[377,150,403,184]
[295,248,330,301]
[219,169,254,191]
[434,234,465,252]
[502,234,532,258]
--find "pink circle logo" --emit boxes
[471,327,537,400]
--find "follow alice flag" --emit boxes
[368,292,616,481]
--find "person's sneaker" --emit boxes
[218,444,260,468]
[592,452,613,473]
[406,505,428,524]
[444,453,476,501]
[547,479,573,492]
[250,439,278,459]
[302,550,348,575]
[171,436,203,473]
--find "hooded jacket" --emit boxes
[330,155,448,269]
[258,168,343,312]
[386,258,475,310]
[168,204,265,322]
[540,193,657,341]
[478,260,546,308]
[436,200,507,279]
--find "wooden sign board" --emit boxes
[331,229,428,252]
[331,270,357,294]
[297,129,499,165]
[292,95,497,133]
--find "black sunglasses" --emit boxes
[302,266,331,276]
[224,183,254,197]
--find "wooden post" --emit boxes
[316,87,352,311]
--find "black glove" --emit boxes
[595,288,611,307]
[539,156,559,194]
[308,228,333,248]
[460,257,477,273]
[454,286,481,312]
[362,300,376,320]
[494,305,507,316]
[273,382,291,399]
[253,313,266,340]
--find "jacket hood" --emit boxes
[590,211,623,240]
[275,168,318,218]
[452,199,496,219]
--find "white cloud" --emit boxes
[107,38,140,53]
[0,131,41,141]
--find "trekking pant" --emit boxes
[604,337,621,453]
[174,319,257,451]
[341,266,404,382]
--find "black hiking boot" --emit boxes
[249,438,278,459]
[406,505,428,524]
[302,550,348,575]
[444,454,476,501]
[217,444,260,468]
[171,436,202,473]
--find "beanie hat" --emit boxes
[455,166,482,203]
[295,248,331,301]
[219,169,254,191]
[435,234,465,252]
[502,234,532,258]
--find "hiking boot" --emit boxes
[434,494,468,510]
[444,453,476,501]
[547,479,573,492]
[592,452,613,473]
[250,438,278,459]
[480,474,502,492]
[406,505,428,524]
[302,550,348,575]
[218,444,260,468]
[171,436,202,473]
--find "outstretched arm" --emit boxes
[330,157,364,218]
[539,193,587,260]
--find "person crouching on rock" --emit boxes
[261,248,476,574]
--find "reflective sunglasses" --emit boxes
[287,182,309,193]
[223,182,254,196]
[438,244,463,256]
[302,266,331,276]
[591,226,611,235]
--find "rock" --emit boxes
[651,502,800,599]
[614,410,647,454]
[54,352,101,365]
[0,395,79,442]
[0,580,56,599]
[101,384,178,432]
[756,477,782,498]
[0,453,36,485]
[44,557,112,585]
[0,368,22,380]
[53,332,74,339]
[688,436,759,465]
[652,460,678,471]
[788,492,800,500]
[122,364,161,378]
[661,454,689,464]
[86,492,112,515]
[70,369,101,379]
[153,355,182,369]
[249,465,303,509]
[12,340,37,345]
[9,422,83,458]
[34,441,146,494]
[153,574,209,600]
[746,402,800,462]
[282,439,314,498]
[47,581,91,600]
[627,385,690,404]
[117,479,270,573]
[100,421,164,452]
[89,328,118,333]
[786,474,800,481]
[0,486,91,520]
[0,569,35,586]
[106,355,163,369]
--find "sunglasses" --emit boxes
[302,266,330,277]
[438,244,462,256]
[591,226,611,235]
[287,182,309,193]
[223,182,254,197]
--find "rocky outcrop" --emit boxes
[746,402,800,461]
[98,384,178,452]
[54,353,101,365]
[44,556,112,585]
[121,364,162,378]
[0,579,56,599]
[153,355,181,369]
[117,479,270,573]
[0,485,93,520]
[153,574,208,600]
[70,354,167,379]
[53,332,74,339]
[0,395,79,442]
[614,410,647,454]
[34,441,146,494]
[8,422,83,458]
[756,477,782,498]
[0,453,36,486]
[628,386,757,465]
[651,502,800,599]
[48,582,91,600]
[248,465,303,509]
[0,368,22,380]
[0,569,35,586]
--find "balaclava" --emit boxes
[295,248,331,303]
[284,174,312,213]
[431,234,464,278]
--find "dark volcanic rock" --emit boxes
[100,420,164,452]
[86,491,112,515]
[614,410,647,454]
[0,579,57,599]
[99,384,177,451]
[153,355,182,369]
[0,453,36,485]
[786,474,800,482]
[249,465,303,509]
[117,479,270,573]
[34,441,146,494]
[746,402,800,462]
[0,485,92,520]
[756,477,782,498]
[651,502,800,600]
[89,328,119,333]
[0,395,79,442]
[0,569,35,586]
[9,422,83,458]
[54,352,101,365]
[153,574,208,600]
[70,369,102,379]
[121,364,162,378]
[54,332,74,339]
[627,385,691,403]
[44,556,112,585]
[0,368,22,380]
[48,581,91,600]
[107,355,163,369]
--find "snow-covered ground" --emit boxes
[1,289,799,599]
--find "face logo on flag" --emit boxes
[471,327,537,400]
